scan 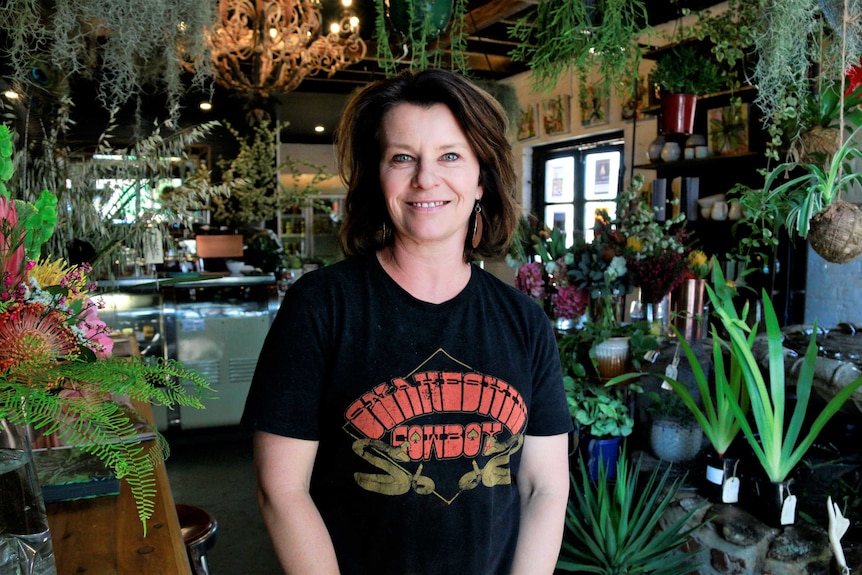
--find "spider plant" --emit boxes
[557,449,703,574]
[710,273,862,484]
[757,124,862,239]
[657,266,749,459]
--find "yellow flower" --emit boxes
[689,250,707,267]
[626,236,643,252]
[29,257,89,300]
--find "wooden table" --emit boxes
[45,403,192,575]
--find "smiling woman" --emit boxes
[242,69,573,575]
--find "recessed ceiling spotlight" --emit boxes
[199,101,213,111]
[314,125,325,133]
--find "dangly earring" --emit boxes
[471,201,484,249]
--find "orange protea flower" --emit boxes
[0,302,80,382]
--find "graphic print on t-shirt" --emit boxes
[343,349,526,504]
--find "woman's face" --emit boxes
[379,103,483,252]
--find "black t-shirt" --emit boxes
[243,255,572,575]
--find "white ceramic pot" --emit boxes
[660,141,682,162]
[594,337,630,380]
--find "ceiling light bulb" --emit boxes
[342,0,352,6]
[199,101,213,111]
[349,16,359,29]
[3,90,20,100]
[314,125,325,133]
[330,22,340,34]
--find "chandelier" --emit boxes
[208,0,366,96]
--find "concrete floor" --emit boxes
[165,426,282,575]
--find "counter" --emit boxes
[46,402,192,575]
[94,274,279,431]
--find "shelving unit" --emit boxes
[632,70,806,325]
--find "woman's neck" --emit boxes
[377,245,472,304]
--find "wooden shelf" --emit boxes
[634,152,761,172]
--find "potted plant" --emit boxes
[509,0,649,98]
[742,125,862,263]
[557,448,704,574]
[650,44,724,135]
[647,389,703,464]
[708,267,862,527]
[658,266,750,503]
[0,125,212,573]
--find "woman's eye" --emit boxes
[441,152,459,161]
[392,154,412,162]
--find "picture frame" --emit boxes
[707,102,750,156]
[544,204,576,248]
[516,103,538,141]
[620,76,648,121]
[584,151,621,200]
[579,84,610,127]
[544,156,575,204]
[542,95,571,136]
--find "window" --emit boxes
[532,132,625,245]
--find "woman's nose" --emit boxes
[412,161,439,189]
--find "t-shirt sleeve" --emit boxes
[241,275,330,440]
[524,305,574,437]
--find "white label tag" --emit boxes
[781,495,797,525]
[706,465,724,485]
[143,228,164,264]
[722,476,740,503]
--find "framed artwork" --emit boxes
[582,201,617,242]
[707,103,750,156]
[584,151,621,200]
[516,103,538,141]
[542,95,571,136]
[544,156,575,204]
[544,204,576,247]
[579,84,609,127]
[620,76,648,121]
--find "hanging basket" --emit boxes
[808,200,862,263]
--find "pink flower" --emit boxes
[77,299,114,358]
[552,285,589,320]
[0,196,26,289]
[515,261,547,301]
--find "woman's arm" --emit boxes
[509,433,571,575]
[253,431,341,575]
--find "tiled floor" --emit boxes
[165,426,282,574]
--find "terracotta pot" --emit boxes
[660,93,698,135]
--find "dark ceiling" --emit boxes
[3,0,724,147]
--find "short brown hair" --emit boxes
[335,69,520,262]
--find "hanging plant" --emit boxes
[373,0,470,77]
[509,0,649,96]
[0,0,217,121]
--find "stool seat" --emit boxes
[176,503,218,575]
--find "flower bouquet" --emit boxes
[617,177,691,306]
[515,226,590,327]
[0,124,212,533]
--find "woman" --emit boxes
[242,69,572,575]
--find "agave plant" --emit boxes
[709,272,862,484]
[557,450,703,574]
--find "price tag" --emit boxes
[781,495,798,525]
[722,476,740,503]
[663,344,680,387]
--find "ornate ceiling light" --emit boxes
[207,0,366,97]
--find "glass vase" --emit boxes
[0,419,57,575]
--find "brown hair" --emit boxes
[334,68,520,262]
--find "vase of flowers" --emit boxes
[514,226,590,331]
[1,417,56,574]
[0,124,212,549]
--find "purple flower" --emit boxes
[552,284,589,319]
[515,261,546,301]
